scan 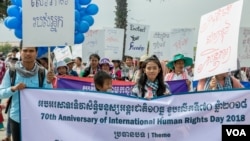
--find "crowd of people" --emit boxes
[0,41,250,141]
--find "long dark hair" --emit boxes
[137,55,166,97]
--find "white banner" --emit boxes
[82,30,105,62]
[194,0,243,80]
[53,46,72,62]
[238,27,250,67]
[104,27,124,60]
[169,28,196,59]
[21,88,250,141]
[22,1,74,47]
[125,23,150,58]
[149,31,171,60]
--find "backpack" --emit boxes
[5,66,45,113]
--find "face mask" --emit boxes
[106,89,113,93]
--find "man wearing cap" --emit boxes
[64,57,78,76]
[164,54,193,92]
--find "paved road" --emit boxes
[0,99,8,139]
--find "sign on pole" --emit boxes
[125,23,150,58]
[149,31,171,61]
[53,46,72,62]
[82,30,105,62]
[194,0,244,80]
[22,1,74,47]
[238,27,250,67]
[72,44,83,60]
[169,28,196,59]
[104,27,124,60]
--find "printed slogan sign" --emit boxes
[238,27,250,67]
[104,27,124,60]
[22,0,74,46]
[82,29,105,61]
[194,0,243,80]
[125,23,150,58]
[169,28,196,59]
[20,88,250,141]
[149,31,170,60]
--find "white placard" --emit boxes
[104,27,124,60]
[169,28,196,59]
[22,1,74,47]
[53,46,72,62]
[71,44,83,60]
[21,88,250,141]
[125,23,150,58]
[149,31,171,61]
[238,27,250,67]
[82,30,105,62]
[194,0,243,80]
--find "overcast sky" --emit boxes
[0,0,249,42]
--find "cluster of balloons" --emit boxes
[4,0,22,39]
[75,0,99,44]
[4,0,99,44]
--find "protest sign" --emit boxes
[22,1,74,46]
[238,27,250,67]
[125,23,150,58]
[149,31,171,60]
[194,0,243,80]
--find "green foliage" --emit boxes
[0,43,12,55]
[0,0,11,22]
[115,0,128,29]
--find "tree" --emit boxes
[0,43,12,55]
[0,0,11,22]
[115,0,128,58]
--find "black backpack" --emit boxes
[5,66,45,113]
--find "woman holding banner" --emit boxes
[132,55,171,99]
[196,72,244,91]
[164,54,193,93]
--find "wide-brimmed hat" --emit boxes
[166,54,193,69]
[99,58,113,70]
[56,60,68,71]
[140,54,149,62]
[64,57,74,65]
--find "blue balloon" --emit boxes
[7,5,20,17]
[75,0,81,10]
[15,0,22,7]
[86,4,99,15]
[14,28,22,39]
[78,21,89,33]
[6,17,20,29]
[79,0,91,5]
[74,33,85,44]
[75,22,79,31]
[75,10,80,22]
[4,17,10,27]
[79,8,86,17]
[81,15,94,26]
